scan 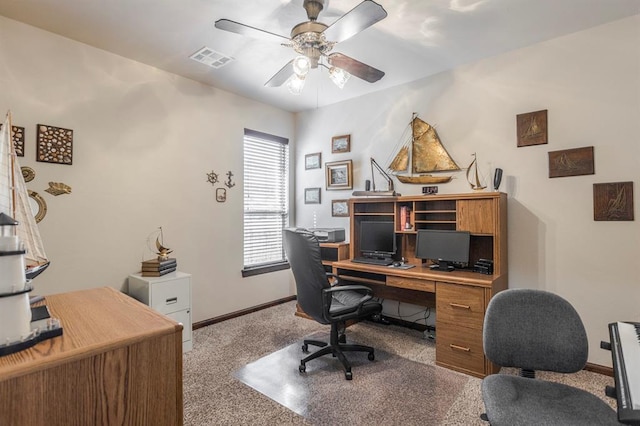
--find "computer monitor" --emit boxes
[415,229,470,271]
[359,221,396,259]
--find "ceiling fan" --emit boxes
[214,0,387,94]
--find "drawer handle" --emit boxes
[166,297,178,305]
[449,303,471,310]
[450,344,471,352]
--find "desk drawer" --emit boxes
[436,282,484,329]
[436,325,485,376]
[387,276,435,292]
[150,277,190,314]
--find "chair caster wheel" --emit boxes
[299,364,306,373]
[368,352,375,361]
[302,344,308,353]
[345,371,353,380]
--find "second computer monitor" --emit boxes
[415,229,470,271]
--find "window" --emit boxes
[242,129,290,276]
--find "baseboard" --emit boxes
[584,362,613,377]
[192,295,297,330]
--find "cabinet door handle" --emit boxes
[449,303,470,310]
[450,344,471,352]
[166,297,178,305]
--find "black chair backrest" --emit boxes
[483,288,588,373]
[283,228,331,324]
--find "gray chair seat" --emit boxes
[481,289,619,425]
[482,374,619,426]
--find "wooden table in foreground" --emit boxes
[0,286,183,426]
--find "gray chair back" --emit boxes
[283,228,331,325]
[483,289,588,373]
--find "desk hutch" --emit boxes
[333,192,507,378]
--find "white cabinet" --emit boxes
[128,271,192,352]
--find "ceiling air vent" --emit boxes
[189,47,234,69]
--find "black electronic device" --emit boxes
[358,221,396,263]
[493,168,503,191]
[415,229,470,272]
[474,258,494,274]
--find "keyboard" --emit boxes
[351,257,393,266]
[607,321,640,425]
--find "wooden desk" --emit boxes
[333,260,507,378]
[0,287,183,425]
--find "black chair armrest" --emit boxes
[322,285,375,317]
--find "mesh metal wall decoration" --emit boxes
[36,124,73,165]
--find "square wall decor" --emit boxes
[517,109,547,147]
[0,124,25,156]
[37,124,73,165]
[593,182,634,221]
[548,146,594,178]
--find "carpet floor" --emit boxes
[183,301,616,425]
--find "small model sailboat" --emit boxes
[0,111,50,279]
[466,153,487,191]
[155,227,173,260]
[387,113,460,184]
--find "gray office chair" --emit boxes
[283,228,382,380]
[481,288,619,425]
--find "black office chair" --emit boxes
[481,288,619,425]
[283,228,382,380]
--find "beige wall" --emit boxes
[295,15,640,366]
[0,16,297,323]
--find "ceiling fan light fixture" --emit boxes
[292,56,311,76]
[286,74,306,95]
[329,66,351,89]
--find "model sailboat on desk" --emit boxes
[1,111,60,356]
[0,111,50,278]
[388,113,460,184]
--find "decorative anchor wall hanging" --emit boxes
[206,170,235,203]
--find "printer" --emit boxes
[310,228,345,243]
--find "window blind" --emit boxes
[243,129,289,272]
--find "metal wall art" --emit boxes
[325,160,353,190]
[0,125,25,157]
[216,188,227,202]
[21,166,35,182]
[28,190,47,223]
[331,134,351,153]
[305,152,321,170]
[45,181,72,196]
[517,109,548,147]
[206,170,219,185]
[548,146,594,178]
[225,171,236,188]
[593,182,634,221]
[36,124,73,164]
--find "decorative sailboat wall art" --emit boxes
[387,113,460,184]
[466,153,487,191]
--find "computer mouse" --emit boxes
[393,261,402,267]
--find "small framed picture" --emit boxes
[325,160,353,190]
[332,199,349,217]
[331,134,351,153]
[305,152,321,170]
[304,187,321,204]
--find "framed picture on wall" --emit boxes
[331,135,350,153]
[325,160,353,190]
[304,187,321,204]
[305,152,321,170]
[331,199,349,217]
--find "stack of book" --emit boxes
[141,258,177,277]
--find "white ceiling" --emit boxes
[0,0,638,112]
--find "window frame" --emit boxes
[241,128,290,277]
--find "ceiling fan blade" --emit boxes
[265,60,295,87]
[214,19,289,44]
[328,53,384,83]
[322,1,387,43]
